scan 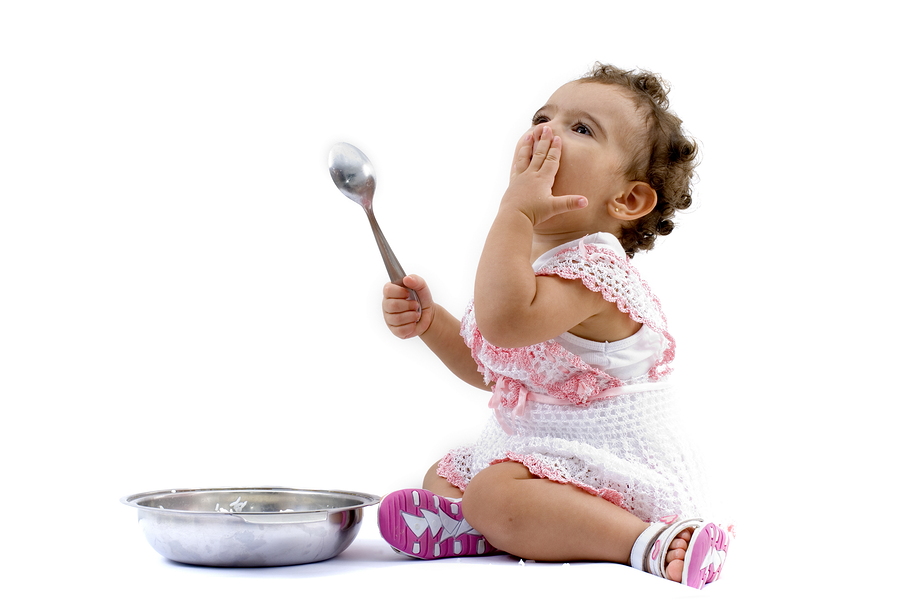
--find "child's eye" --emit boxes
[574,123,592,136]
[532,114,549,126]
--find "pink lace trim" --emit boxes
[466,321,622,407]
[437,452,472,492]
[439,450,629,511]
[534,239,675,380]
[492,453,628,510]
[460,236,675,410]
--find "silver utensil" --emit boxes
[328,142,420,314]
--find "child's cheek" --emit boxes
[553,155,577,190]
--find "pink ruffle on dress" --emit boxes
[437,233,706,522]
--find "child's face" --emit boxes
[529,82,645,226]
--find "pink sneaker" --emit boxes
[377,489,499,559]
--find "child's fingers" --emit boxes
[383,296,419,316]
[400,274,433,308]
[527,126,554,171]
[387,311,423,334]
[383,282,418,318]
[510,132,534,175]
[383,295,424,338]
[545,194,588,219]
[384,299,431,339]
[533,127,562,170]
[543,134,562,172]
[383,282,411,300]
[382,275,433,339]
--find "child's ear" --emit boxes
[609,182,657,220]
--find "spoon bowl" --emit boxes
[328,142,376,211]
[328,142,420,313]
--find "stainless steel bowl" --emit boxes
[122,487,381,567]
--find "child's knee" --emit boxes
[462,462,532,543]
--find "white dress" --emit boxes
[437,233,706,522]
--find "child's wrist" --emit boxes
[494,205,537,229]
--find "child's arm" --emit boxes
[383,275,490,391]
[474,127,623,348]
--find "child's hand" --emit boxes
[502,125,587,225]
[382,274,434,339]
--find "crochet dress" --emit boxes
[437,232,705,523]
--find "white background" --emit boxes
[2,1,896,599]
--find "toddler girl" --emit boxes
[376,63,730,590]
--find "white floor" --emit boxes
[112,510,730,601]
[5,488,887,602]
[35,500,863,602]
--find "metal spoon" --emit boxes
[328,142,420,315]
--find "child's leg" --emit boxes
[422,461,464,498]
[462,461,699,581]
[382,460,705,582]
[462,460,648,563]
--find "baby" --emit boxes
[377,63,729,589]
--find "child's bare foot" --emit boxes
[665,528,693,582]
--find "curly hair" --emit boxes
[577,63,698,256]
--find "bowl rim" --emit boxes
[120,486,382,515]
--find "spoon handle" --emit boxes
[366,210,422,313]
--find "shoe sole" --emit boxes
[377,488,497,560]
[683,522,730,589]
